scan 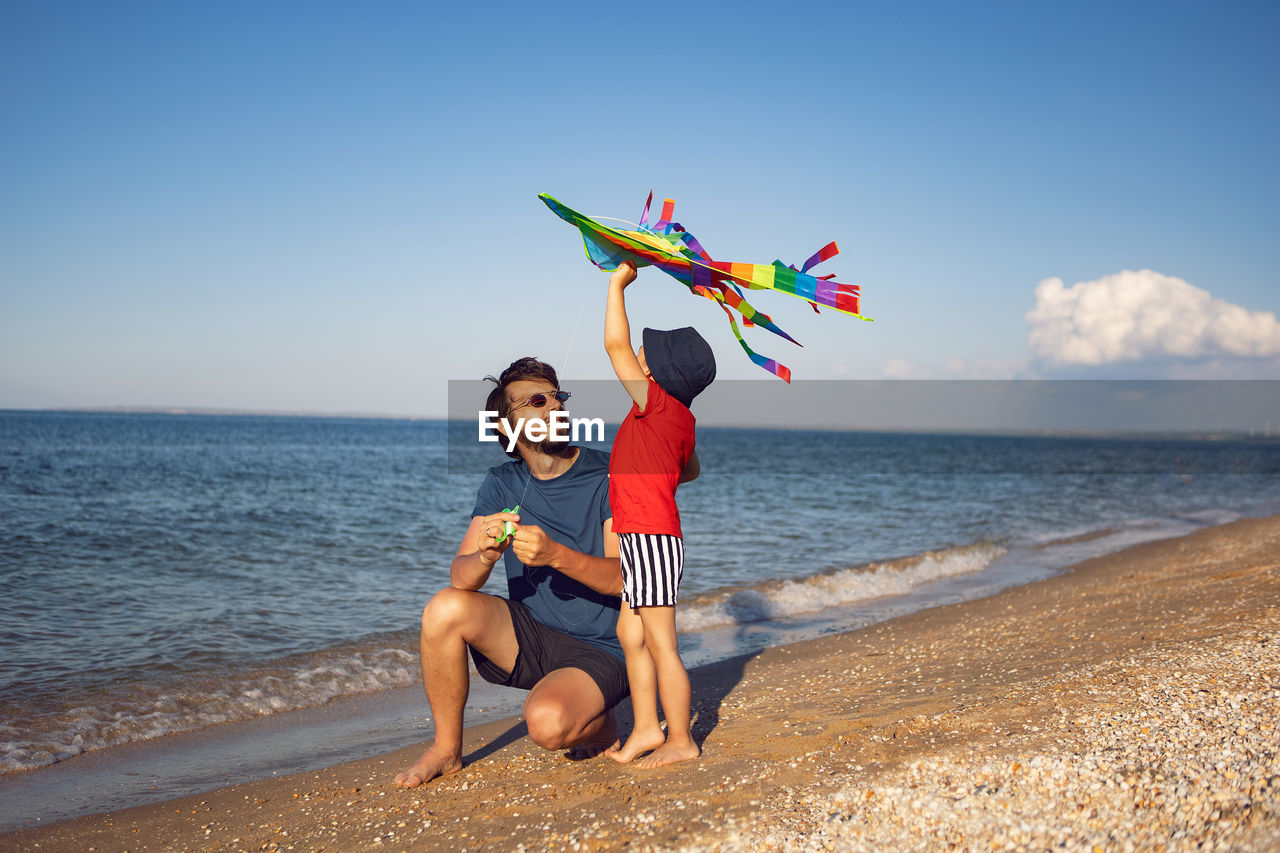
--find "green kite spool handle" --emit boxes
[495,505,520,545]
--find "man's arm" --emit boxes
[450,511,520,590]
[510,517,623,596]
[604,261,649,409]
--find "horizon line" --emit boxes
[3,407,1276,441]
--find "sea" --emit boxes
[2,409,1279,829]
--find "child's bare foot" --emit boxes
[635,737,700,769]
[393,746,463,788]
[605,727,666,764]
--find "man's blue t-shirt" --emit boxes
[472,447,622,659]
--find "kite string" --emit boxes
[560,271,592,377]
[559,211,644,374]
[561,215,659,372]
[551,216,637,375]
[501,226,602,571]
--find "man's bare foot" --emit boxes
[605,727,667,764]
[635,738,699,769]
[393,746,463,788]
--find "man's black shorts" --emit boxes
[470,597,630,711]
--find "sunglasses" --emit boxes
[508,390,571,412]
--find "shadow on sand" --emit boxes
[687,649,761,750]
[462,720,530,766]
[463,648,762,768]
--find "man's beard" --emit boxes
[535,435,573,456]
[518,424,573,457]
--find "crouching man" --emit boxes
[395,357,626,788]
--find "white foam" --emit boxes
[1174,508,1242,526]
[2,510,1246,776]
[0,647,418,775]
[677,543,1006,632]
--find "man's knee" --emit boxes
[422,587,482,640]
[524,696,575,750]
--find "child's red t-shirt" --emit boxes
[608,379,695,537]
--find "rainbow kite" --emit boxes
[540,192,870,381]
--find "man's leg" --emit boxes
[523,667,618,757]
[394,588,517,788]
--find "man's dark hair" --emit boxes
[485,357,560,459]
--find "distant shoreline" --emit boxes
[3,407,1278,441]
[0,406,442,421]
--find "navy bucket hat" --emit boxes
[641,326,717,409]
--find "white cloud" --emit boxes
[1027,269,1280,366]
[882,357,1029,379]
[883,359,932,378]
[941,356,1029,379]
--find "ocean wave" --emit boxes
[2,545,1006,775]
[677,542,1006,632]
[0,645,418,775]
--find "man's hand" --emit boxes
[476,510,520,564]
[511,524,561,568]
[609,260,638,289]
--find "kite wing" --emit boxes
[539,192,870,381]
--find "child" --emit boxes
[602,260,715,768]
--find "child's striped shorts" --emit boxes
[617,532,685,607]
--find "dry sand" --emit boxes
[4,515,1278,852]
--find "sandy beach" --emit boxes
[4,514,1278,852]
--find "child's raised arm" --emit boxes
[604,261,649,408]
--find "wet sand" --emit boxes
[5,515,1278,852]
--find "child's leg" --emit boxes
[634,605,700,769]
[606,600,667,763]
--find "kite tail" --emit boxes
[801,241,840,273]
[790,242,840,312]
[694,286,793,383]
[690,263,800,346]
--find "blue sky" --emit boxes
[2,1,1278,416]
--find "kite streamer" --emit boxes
[540,192,870,381]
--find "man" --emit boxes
[395,357,627,788]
